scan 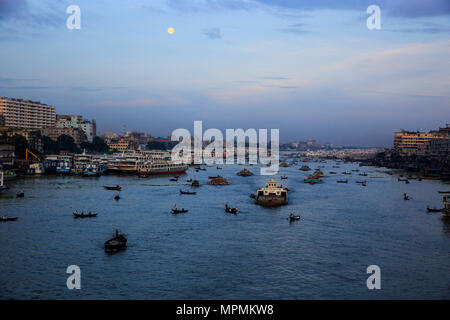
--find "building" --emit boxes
[107,139,130,152]
[0,126,43,153]
[0,135,15,167]
[56,115,96,142]
[393,130,446,156]
[0,97,56,129]
[41,127,87,145]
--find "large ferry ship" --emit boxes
[255,179,289,207]
[56,155,73,175]
[137,160,188,176]
[107,150,173,174]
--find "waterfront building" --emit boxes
[0,126,44,153]
[0,136,15,167]
[56,115,96,142]
[107,139,130,152]
[0,97,56,129]
[40,127,88,145]
[394,125,450,157]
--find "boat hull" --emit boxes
[255,197,288,207]
[137,169,187,176]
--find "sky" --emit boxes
[0,0,449,147]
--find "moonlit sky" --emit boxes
[0,0,449,146]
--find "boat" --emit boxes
[170,177,179,182]
[114,194,120,201]
[313,169,325,178]
[403,193,411,201]
[208,175,221,179]
[83,162,106,177]
[337,179,348,183]
[191,180,200,187]
[138,160,188,176]
[216,166,222,170]
[442,195,450,217]
[171,205,188,214]
[72,153,92,175]
[0,216,18,222]
[329,171,337,174]
[237,169,254,176]
[250,193,256,199]
[280,162,289,168]
[288,214,301,222]
[255,179,288,207]
[104,230,127,253]
[16,191,24,198]
[104,185,122,191]
[362,181,367,187]
[207,176,230,185]
[304,177,322,184]
[426,206,442,213]
[27,162,45,175]
[73,211,98,218]
[281,176,288,180]
[194,166,206,171]
[359,173,368,176]
[186,178,193,182]
[342,171,351,175]
[438,191,450,194]
[180,189,196,195]
[225,204,238,214]
[56,155,73,175]
[0,172,9,192]
[299,165,311,171]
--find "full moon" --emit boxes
[168,27,175,35]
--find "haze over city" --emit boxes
[0,0,449,146]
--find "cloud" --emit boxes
[0,0,64,28]
[203,27,222,39]
[89,97,189,108]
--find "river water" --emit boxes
[0,160,449,299]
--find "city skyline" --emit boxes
[0,0,449,147]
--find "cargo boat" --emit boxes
[255,179,288,207]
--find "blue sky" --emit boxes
[0,0,449,146]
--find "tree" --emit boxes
[147,140,166,150]
[12,134,30,159]
[79,137,109,154]
[57,134,80,154]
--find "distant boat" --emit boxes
[104,185,122,191]
[104,230,127,253]
[404,193,411,201]
[16,191,24,198]
[337,179,348,183]
[114,194,120,201]
[0,216,18,222]
[73,211,98,218]
[180,189,196,195]
[426,206,442,213]
[172,207,189,214]
[288,214,301,222]
[225,204,238,214]
[191,180,200,187]
[281,176,288,180]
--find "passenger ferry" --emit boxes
[56,155,73,175]
[72,153,92,175]
[443,195,450,217]
[83,162,107,177]
[255,179,288,207]
[137,160,188,176]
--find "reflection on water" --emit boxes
[0,160,449,299]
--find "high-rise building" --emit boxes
[56,115,96,142]
[393,125,450,157]
[0,97,56,129]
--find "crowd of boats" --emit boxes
[26,150,188,177]
[2,155,450,253]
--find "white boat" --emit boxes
[137,160,188,176]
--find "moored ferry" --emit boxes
[137,161,188,176]
[83,162,107,177]
[56,155,73,175]
[255,179,288,207]
[443,195,450,217]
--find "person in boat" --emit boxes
[115,229,119,238]
[173,204,178,211]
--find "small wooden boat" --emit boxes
[114,194,120,201]
[216,166,222,170]
[191,180,200,187]
[426,206,442,213]
[337,179,348,183]
[403,193,411,201]
[16,191,24,198]
[329,171,337,174]
[104,230,127,253]
[170,177,179,182]
[438,191,450,194]
[187,178,193,182]
[281,176,288,180]
[172,208,189,214]
[405,180,410,184]
[362,181,367,187]
[208,175,220,179]
[0,216,18,222]
[288,214,301,222]
[359,173,368,176]
[73,211,98,218]
[342,171,351,175]
[225,204,238,214]
[180,189,196,195]
[104,185,121,191]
